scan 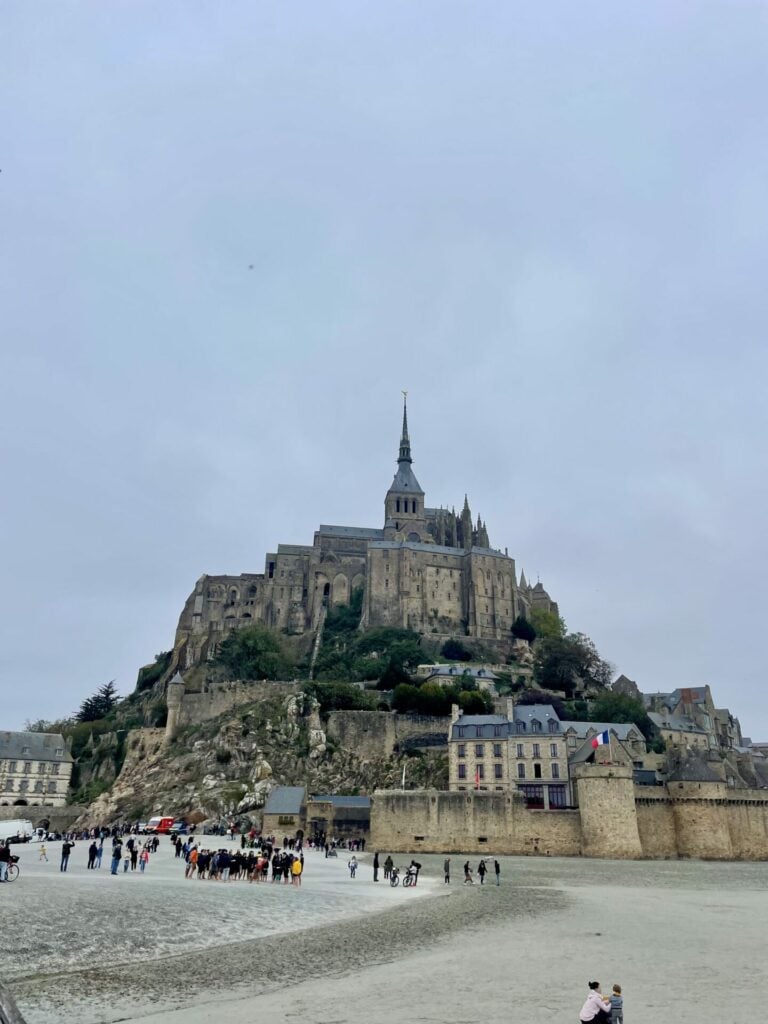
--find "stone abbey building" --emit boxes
[175,401,558,669]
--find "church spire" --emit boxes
[398,392,412,464]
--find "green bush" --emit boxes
[303,680,377,715]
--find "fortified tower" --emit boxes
[573,762,642,858]
[165,671,186,743]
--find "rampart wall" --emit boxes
[0,804,86,831]
[173,679,301,729]
[372,778,768,860]
[326,711,450,760]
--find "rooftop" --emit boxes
[263,785,306,816]
[0,731,72,762]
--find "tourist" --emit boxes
[463,861,473,884]
[130,843,139,871]
[373,851,379,882]
[0,841,10,882]
[60,838,75,872]
[444,857,450,884]
[408,859,422,886]
[477,859,486,884]
[383,855,393,880]
[609,984,623,1024]
[494,859,500,885]
[291,856,302,886]
[95,839,104,869]
[348,855,358,878]
[38,842,48,862]
[87,841,98,869]
[140,846,150,872]
[579,982,612,1023]
[110,838,123,875]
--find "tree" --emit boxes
[529,608,567,640]
[214,625,293,680]
[378,658,413,690]
[440,638,473,662]
[510,616,536,643]
[76,680,120,722]
[589,692,659,745]
[533,633,611,697]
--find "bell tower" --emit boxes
[384,394,427,540]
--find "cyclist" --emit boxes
[0,840,12,882]
[407,859,422,886]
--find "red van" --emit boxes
[146,816,175,834]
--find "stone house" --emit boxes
[0,732,73,807]
[261,785,306,838]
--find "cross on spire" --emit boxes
[399,391,412,463]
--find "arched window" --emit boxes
[396,499,401,513]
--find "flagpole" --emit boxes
[401,763,406,791]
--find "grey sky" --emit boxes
[2,3,767,736]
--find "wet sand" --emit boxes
[7,844,768,1023]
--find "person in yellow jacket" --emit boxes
[291,856,303,887]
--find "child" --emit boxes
[39,842,48,862]
[610,984,623,1024]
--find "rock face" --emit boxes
[78,693,446,826]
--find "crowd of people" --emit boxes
[177,836,304,885]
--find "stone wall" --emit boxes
[326,711,450,760]
[0,804,86,831]
[371,790,582,855]
[371,776,768,860]
[173,680,301,731]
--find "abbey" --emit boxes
[174,402,558,669]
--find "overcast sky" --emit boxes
[2,3,767,737]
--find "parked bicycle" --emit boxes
[5,856,19,883]
[390,867,400,887]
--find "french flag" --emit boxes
[591,730,610,749]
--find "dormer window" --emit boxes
[475,726,483,737]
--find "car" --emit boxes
[6,834,31,844]
[168,821,188,835]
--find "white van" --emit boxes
[0,819,35,842]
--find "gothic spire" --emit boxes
[398,392,412,464]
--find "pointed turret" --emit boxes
[460,494,473,550]
[520,569,528,589]
[384,394,425,538]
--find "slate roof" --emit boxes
[388,462,424,494]
[647,711,707,735]
[667,756,722,783]
[0,732,72,762]
[513,704,561,724]
[263,785,306,815]
[561,721,642,741]
[427,665,498,681]
[317,525,384,539]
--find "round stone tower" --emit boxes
[573,763,642,859]
[671,780,733,859]
[165,671,186,743]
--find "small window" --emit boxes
[550,743,558,758]
[548,719,559,733]
[493,743,502,758]
[552,763,560,779]
[475,744,484,758]
[494,763,503,779]
[458,764,466,780]
[517,763,525,779]
[457,744,466,758]
[47,781,57,793]
[396,499,401,513]
[457,727,465,738]
[532,743,540,758]
[516,743,524,758]
[534,763,542,779]
[21,746,30,755]
[475,727,483,738]
[477,764,485,780]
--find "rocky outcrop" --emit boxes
[78,693,446,826]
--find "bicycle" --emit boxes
[6,856,19,882]
[389,868,400,887]
[402,870,417,888]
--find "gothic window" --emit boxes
[396,499,400,513]
[268,562,275,579]
[385,579,389,589]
